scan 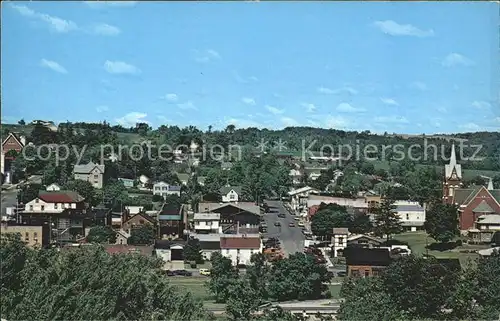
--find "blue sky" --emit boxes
[2,1,499,134]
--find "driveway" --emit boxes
[263,200,305,256]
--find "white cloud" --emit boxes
[442,53,474,67]
[374,116,409,124]
[460,122,481,131]
[324,116,348,129]
[471,100,491,109]
[301,103,316,113]
[163,93,178,102]
[40,59,67,74]
[226,118,263,128]
[96,105,109,113]
[242,97,256,106]
[115,112,148,127]
[84,1,137,8]
[104,60,141,75]
[373,20,434,37]
[233,71,259,84]
[336,103,366,113]
[11,4,78,33]
[177,101,197,110]
[380,98,399,106]
[266,105,284,115]
[281,117,298,127]
[194,49,221,63]
[410,81,427,91]
[317,86,357,95]
[91,23,121,36]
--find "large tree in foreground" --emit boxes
[311,203,351,240]
[0,234,210,321]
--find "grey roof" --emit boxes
[193,213,220,221]
[74,161,105,174]
[220,186,242,195]
[395,205,425,212]
[198,202,261,216]
[476,214,500,225]
[168,185,182,192]
[332,228,349,235]
[187,232,260,242]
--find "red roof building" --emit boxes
[220,236,261,249]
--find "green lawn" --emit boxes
[394,232,485,268]
[169,276,343,302]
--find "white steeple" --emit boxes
[487,178,494,190]
[445,144,462,180]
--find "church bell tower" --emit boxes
[443,144,463,204]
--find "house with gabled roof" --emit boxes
[198,202,261,234]
[73,161,105,189]
[20,190,88,244]
[220,185,242,202]
[1,132,26,184]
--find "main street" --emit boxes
[263,200,305,256]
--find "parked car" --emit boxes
[294,216,300,221]
[278,213,286,218]
[288,222,295,227]
[297,222,305,227]
[337,271,347,277]
[164,270,175,276]
[274,222,281,227]
[173,270,193,276]
[199,268,210,276]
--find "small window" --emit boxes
[41,205,45,211]
[364,270,370,277]
[54,203,58,209]
[34,232,38,238]
[29,205,33,211]
[338,237,344,244]
[406,214,409,220]
[94,174,99,179]
[25,232,29,240]
[35,199,39,203]
[237,249,240,254]
[139,219,145,224]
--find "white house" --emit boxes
[46,183,61,191]
[115,229,131,245]
[288,186,319,212]
[153,181,181,199]
[220,186,241,203]
[476,215,500,231]
[220,236,262,266]
[331,228,349,257]
[193,213,221,234]
[394,200,426,232]
[138,175,150,188]
[24,191,85,213]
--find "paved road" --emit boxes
[264,200,305,256]
[1,188,18,215]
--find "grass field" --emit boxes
[168,277,343,303]
[394,232,487,268]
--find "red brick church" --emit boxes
[443,144,500,235]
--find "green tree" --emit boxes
[225,278,261,320]
[373,197,402,241]
[17,183,42,204]
[183,237,204,264]
[128,225,156,245]
[382,255,461,319]
[311,203,351,240]
[86,226,116,244]
[473,250,500,317]
[338,277,406,321]
[267,253,333,301]
[0,239,209,320]
[207,252,239,303]
[18,119,26,125]
[424,201,459,243]
[64,179,97,206]
[246,253,270,299]
[349,213,373,234]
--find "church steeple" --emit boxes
[443,143,463,204]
